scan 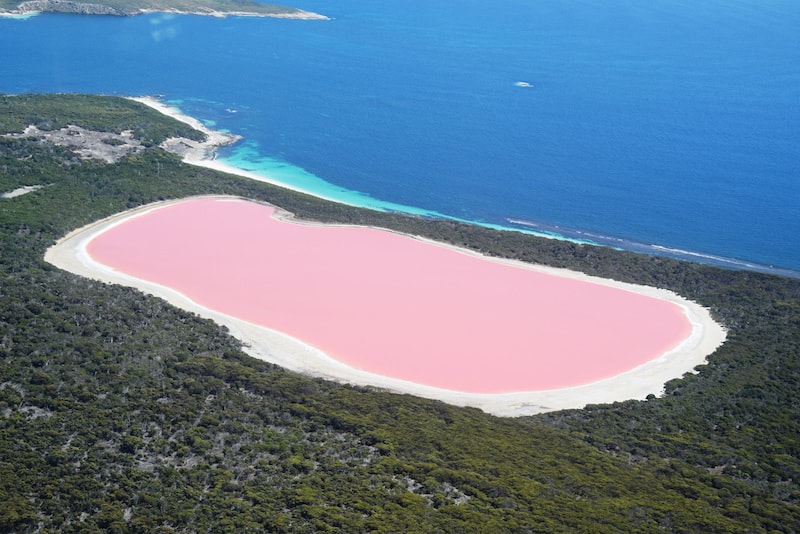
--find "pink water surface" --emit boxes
[87,198,692,393]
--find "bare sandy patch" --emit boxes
[2,185,44,198]
[2,124,145,163]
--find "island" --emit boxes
[0,0,329,19]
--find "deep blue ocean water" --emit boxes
[2,0,799,275]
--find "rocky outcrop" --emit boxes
[3,125,146,163]
[15,0,133,15]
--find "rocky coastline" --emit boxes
[1,0,329,19]
[12,0,130,15]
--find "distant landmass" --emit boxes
[0,0,329,19]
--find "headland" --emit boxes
[0,0,329,20]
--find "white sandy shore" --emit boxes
[45,191,727,416]
[129,96,242,160]
[0,12,38,18]
[130,96,361,206]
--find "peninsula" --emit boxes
[0,0,329,19]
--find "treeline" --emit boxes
[0,94,798,532]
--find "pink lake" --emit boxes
[87,197,692,393]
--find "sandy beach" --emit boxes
[46,193,726,416]
[129,96,353,205]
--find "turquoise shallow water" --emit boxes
[1,0,799,275]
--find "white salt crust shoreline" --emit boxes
[46,195,727,416]
[45,98,728,416]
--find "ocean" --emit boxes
[2,0,799,275]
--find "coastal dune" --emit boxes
[46,195,726,416]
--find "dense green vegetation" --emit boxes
[1,94,798,532]
[0,0,310,17]
[0,94,206,147]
